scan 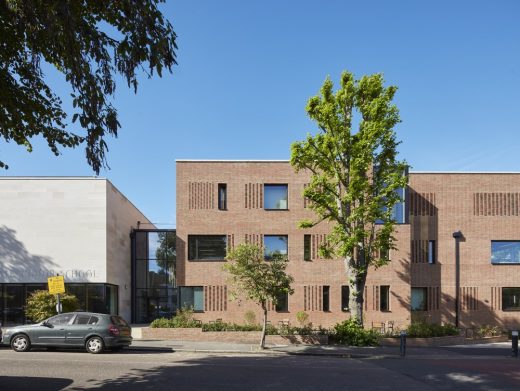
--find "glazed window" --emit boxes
[491,241,520,264]
[322,286,330,312]
[218,184,227,210]
[341,286,350,311]
[275,292,288,312]
[411,287,427,311]
[380,286,390,311]
[304,235,311,261]
[264,184,288,210]
[428,240,436,264]
[188,235,227,261]
[502,288,520,311]
[179,286,204,312]
[264,235,288,260]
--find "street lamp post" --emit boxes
[452,231,463,328]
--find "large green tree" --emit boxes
[290,71,407,325]
[224,244,294,349]
[0,0,177,173]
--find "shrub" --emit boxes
[475,324,502,338]
[296,311,309,327]
[150,307,201,328]
[406,322,459,338]
[244,310,256,325]
[26,290,79,322]
[202,322,263,332]
[332,318,379,346]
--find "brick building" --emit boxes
[176,160,520,330]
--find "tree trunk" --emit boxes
[260,304,268,349]
[345,257,366,326]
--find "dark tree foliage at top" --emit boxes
[0,0,177,173]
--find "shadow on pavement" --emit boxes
[0,376,73,391]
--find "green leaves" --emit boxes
[291,71,408,322]
[0,0,177,173]
[224,244,294,308]
[25,290,79,322]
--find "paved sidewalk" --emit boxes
[129,339,514,359]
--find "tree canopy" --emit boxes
[290,70,407,324]
[224,244,294,349]
[0,0,177,173]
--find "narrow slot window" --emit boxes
[218,184,227,210]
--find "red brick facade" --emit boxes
[177,161,520,330]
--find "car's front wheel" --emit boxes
[85,336,104,354]
[11,334,31,352]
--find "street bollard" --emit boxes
[512,331,518,358]
[400,331,407,357]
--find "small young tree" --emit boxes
[224,244,294,349]
[291,71,407,326]
[26,290,79,323]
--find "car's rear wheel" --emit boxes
[11,334,31,352]
[85,336,104,354]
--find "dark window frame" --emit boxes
[275,292,289,312]
[322,286,330,312]
[341,285,350,312]
[380,285,390,312]
[218,183,227,210]
[179,286,205,312]
[411,287,428,311]
[502,287,520,311]
[264,235,288,260]
[188,235,227,261]
[491,241,520,265]
[428,240,436,264]
[304,235,311,261]
[264,184,289,210]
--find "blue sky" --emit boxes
[1,0,519,226]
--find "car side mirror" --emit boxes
[42,321,52,328]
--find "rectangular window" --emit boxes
[341,286,350,311]
[87,285,106,314]
[179,286,204,311]
[275,292,288,312]
[375,186,407,225]
[428,240,436,264]
[264,235,288,260]
[491,241,520,264]
[188,235,227,261]
[304,235,311,261]
[264,184,288,210]
[380,286,390,311]
[411,287,427,311]
[502,288,520,311]
[322,286,330,311]
[218,184,227,210]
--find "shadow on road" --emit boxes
[61,353,520,391]
[0,376,73,391]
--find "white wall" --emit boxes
[0,178,107,284]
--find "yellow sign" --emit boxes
[48,276,65,295]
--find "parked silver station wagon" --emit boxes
[1,312,132,354]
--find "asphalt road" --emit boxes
[0,347,519,390]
